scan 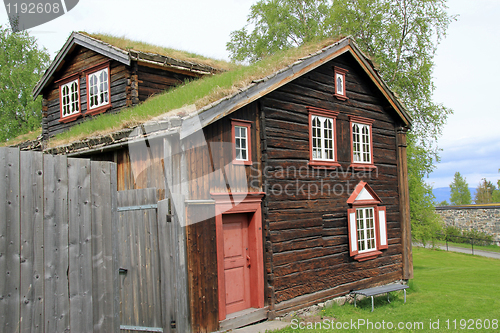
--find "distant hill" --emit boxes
[432,187,477,205]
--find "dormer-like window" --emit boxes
[58,75,81,123]
[86,62,111,116]
[334,66,348,101]
[347,181,388,262]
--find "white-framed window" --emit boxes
[347,182,388,261]
[311,115,335,161]
[235,125,248,161]
[352,122,371,163]
[335,72,344,96]
[232,120,252,165]
[308,107,339,168]
[356,207,376,253]
[333,66,348,101]
[60,79,80,118]
[88,67,110,110]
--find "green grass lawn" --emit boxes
[272,248,500,332]
[434,240,500,253]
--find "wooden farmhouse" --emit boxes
[30,34,414,332]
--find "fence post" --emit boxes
[471,236,474,255]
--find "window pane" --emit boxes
[336,73,343,95]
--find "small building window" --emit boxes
[356,207,376,253]
[347,181,388,262]
[308,107,340,169]
[333,66,348,101]
[232,120,252,165]
[349,115,376,170]
[86,62,111,116]
[58,75,81,123]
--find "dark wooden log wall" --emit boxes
[42,46,133,138]
[137,64,198,101]
[185,203,218,333]
[260,53,405,313]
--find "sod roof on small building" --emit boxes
[32,31,235,99]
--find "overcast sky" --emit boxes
[1,0,499,190]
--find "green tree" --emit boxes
[474,178,496,204]
[0,24,50,142]
[438,200,448,206]
[449,172,471,205]
[227,0,454,238]
[491,169,500,203]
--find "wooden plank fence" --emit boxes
[0,147,119,332]
[117,190,190,333]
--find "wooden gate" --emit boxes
[117,189,189,333]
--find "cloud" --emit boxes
[427,136,500,188]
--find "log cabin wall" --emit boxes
[137,64,200,102]
[41,46,133,138]
[260,53,405,314]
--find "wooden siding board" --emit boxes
[67,158,93,332]
[186,204,218,333]
[20,151,45,332]
[91,161,118,332]
[0,148,21,332]
[43,154,70,332]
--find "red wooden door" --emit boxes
[222,213,251,315]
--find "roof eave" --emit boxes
[32,32,130,99]
[180,37,412,139]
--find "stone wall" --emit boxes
[435,205,500,244]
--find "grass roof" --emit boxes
[82,32,238,72]
[0,129,41,147]
[3,38,341,149]
[46,38,341,148]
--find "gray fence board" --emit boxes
[158,199,173,333]
[68,158,93,333]
[0,149,6,331]
[91,161,118,333]
[20,151,45,333]
[44,154,70,333]
[117,189,162,331]
[158,197,190,333]
[0,148,21,332]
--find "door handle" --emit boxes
[246,255,251,267]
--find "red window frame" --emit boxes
[231,119,252,166]
[85,61,112,116]
[349,115,376,171]
[307,106,340,169]
[347,181,388,262]
[57,73,82,123]
[333,66,348,101]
